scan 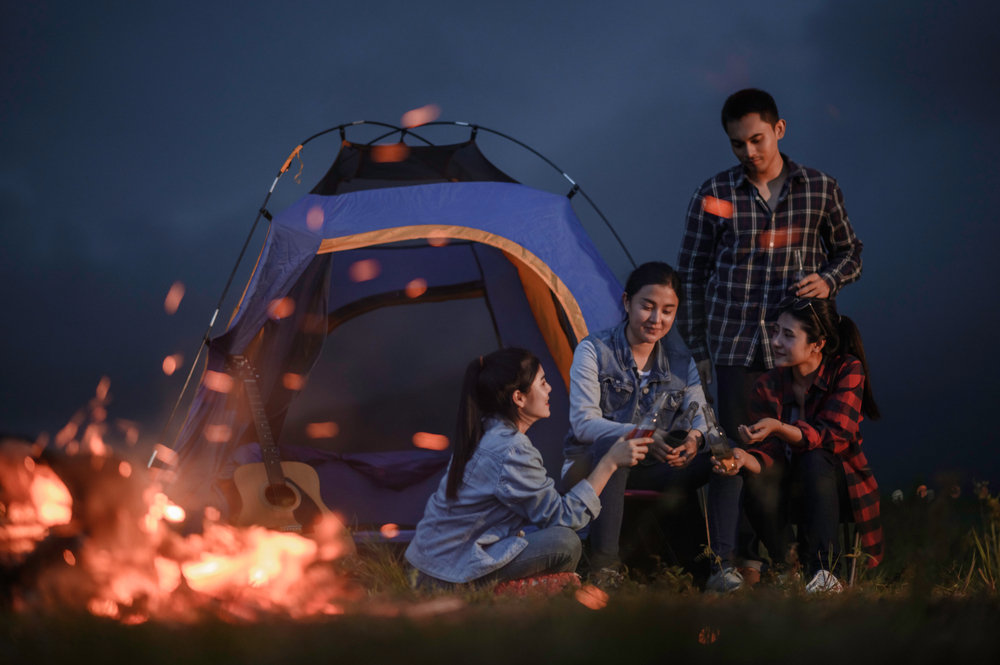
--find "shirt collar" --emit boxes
[779,359,833,404]
[611,321,670,379]
[735,153,806,189]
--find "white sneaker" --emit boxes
[805,570,844,593]
[705,567,744,593]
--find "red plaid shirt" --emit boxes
[677,156,863,368]
[746,355,883,567]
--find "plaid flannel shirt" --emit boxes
[677,156,863,368]
[746,356,883,567]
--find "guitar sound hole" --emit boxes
[264,484,298,509]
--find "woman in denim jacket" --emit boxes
[406,348,650,587]
[564,262,744,592]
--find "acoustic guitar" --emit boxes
[226,355,349,546]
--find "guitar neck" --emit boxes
[234,357,287,489]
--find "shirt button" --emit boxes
[769,242,774,248]
[642,387,649,394]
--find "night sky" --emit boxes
[2,1,998,494]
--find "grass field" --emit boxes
[2,484,999,664]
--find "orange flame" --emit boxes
[380,523,400,539]
[306,205,325,231]
[119,461,132,478]
[203,371,234,393]
[306,422,339,439]
[164,281,186,315]
[348,259,381,283]
[412,432,449,451]
[702,195,734,219]
[30,466,73,527]
[574,585,608,610]
[405,279,428,298]
[371,143,410,163]
[401,104,441,128]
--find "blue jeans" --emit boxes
[414,526,582,589]
[587,439,742,572]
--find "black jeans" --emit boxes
[716,348,768,567]
[586,445,741,572]
[742,448,849,577]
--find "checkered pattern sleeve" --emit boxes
[817,179,863,296]
[792,358,865,456]
[676,185,720,363]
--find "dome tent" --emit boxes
[163,124,629,534]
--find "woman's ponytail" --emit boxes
[837,315,881,421]
[447,358,484,499]
[445,349,541,500]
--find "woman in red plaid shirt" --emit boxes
[711,297,882,592]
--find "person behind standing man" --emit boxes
[677,88,864,577]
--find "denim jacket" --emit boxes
[564,322,707,460]
[405,419,600,584]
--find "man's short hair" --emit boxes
[721,89,780,130]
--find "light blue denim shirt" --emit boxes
[564,322,708,461]
[405,419,601,583]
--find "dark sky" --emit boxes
[2,1,998,493]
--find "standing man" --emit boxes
[677,88,864,575]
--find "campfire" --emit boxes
[0,382,357,624]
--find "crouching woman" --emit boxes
[714,297,883,591]
[406,348,650,587]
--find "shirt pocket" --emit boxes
[655,389,686,422]
[598,376,633,416]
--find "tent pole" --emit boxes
[148,174,284,468]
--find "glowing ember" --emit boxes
[204,424,232,443]
[575,585,608,610]
[96,376,111,401]
[162,354,184,376]
[164,281,186,315]
[701,195,734,219]
[203,370,234,393]
[283,373,306,390]
[699,627,721,644]
[405,278,428,298]
[306,205,324,231]
[412,432,449,451]
[426,230,450,247]
[55,421,79,447]
[119,461,132,478]
[380,523,400,539]
[204,506,221,521]
[917,485,928,499]
[401,104,441,128]
[64,549,76,566]
[348,259,381,283]
[152,443,178,466]
[163,505,186,523]
[306,422,339,439]
[268,297,296,320]
[88,598,120,619]
[371,143,410,163]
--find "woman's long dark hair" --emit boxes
[621,261,683,322]
[780,299,881,421]
[446,348,541,499]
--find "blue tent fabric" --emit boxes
[169,146,625,529]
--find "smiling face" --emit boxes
[623,283,679,346]
[726,112,786,177]
[513,366,552,430]
[770,312,825,368]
